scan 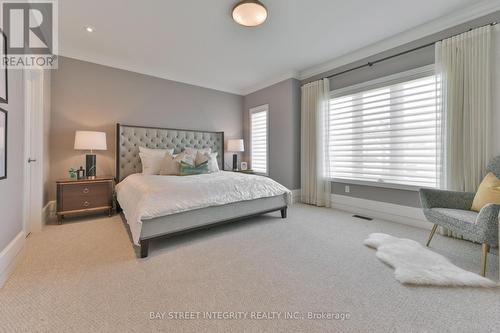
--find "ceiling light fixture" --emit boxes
[232,0,267,27]
[84,26,94,33]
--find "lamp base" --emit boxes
[86,154,96,179]
[232,154,238,171]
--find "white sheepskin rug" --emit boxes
[364,233,498,287]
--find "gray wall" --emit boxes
[0,69,25,251]
[243,78,301,190]
[331,182,421,208]
[50,57,243,200]
[302,11,500,208]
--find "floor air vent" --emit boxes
[353,214,373,221]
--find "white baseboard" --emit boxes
[330,194,433,231]
[42,200,56,225]
[291,189,301,204]
[0,232,25,288]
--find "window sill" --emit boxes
[329,178,434,192]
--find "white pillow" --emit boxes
[139,146,174,157]
[159,153,183,175]
[195,151,219,173]
[139,153,164,175]
[208,153,220,173]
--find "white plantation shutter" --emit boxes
[250,105,269,174]
[327,66,440,188]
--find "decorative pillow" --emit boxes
[178,152,195,166]
[159,152,201,175]
[179,160,209,176]
[139,146,174,157]
[159,153,182,175]
[139,153,164,175]
[194,151,209,165]
[195,151,219,173]
[471,172,500,212]
[183,147,211,157]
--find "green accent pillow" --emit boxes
[178,160,209,176]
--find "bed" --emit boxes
[115,124,291,258]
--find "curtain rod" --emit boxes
[322,21,498,81]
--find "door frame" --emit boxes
[23,68,45,235]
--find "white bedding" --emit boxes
[116,171,292,245]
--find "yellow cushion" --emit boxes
[471,172,500,212]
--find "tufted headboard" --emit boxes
[116,124,224,182]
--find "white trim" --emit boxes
[60,2,500,96]
[291,189,301,204]
[330,194,433,231]
[326,64,440,190]
[0,232,25,288]
[241,71,299,96]
[299,1,500,80]
[63,49,299,96]
[329,64,435,98]
[60,51,244,95]
[249,104,270,176]
[23,69,45,234]
[42,200,56,225]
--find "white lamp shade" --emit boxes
[227,139,245,152]
[74,131,107,151]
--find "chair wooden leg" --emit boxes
[480,243,489,277]
[280,207,287,219]
[426,224,438,247]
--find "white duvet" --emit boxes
[116,171,292,245]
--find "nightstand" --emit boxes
[56,176,115,224]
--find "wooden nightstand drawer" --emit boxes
[61,198,108,211]
[62,184,112,211]
[62,183,110,200]
[56,177,115,224]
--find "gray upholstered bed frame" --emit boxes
[116,124,288,258]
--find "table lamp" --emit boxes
[74,131,107,179]
[227,139,244,171]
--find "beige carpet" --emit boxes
[0,204,499,332]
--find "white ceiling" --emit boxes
[59,0,496,95]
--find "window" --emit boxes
[326,66,440,188]
[250,105,269,175]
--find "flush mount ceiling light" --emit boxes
[232,0,267,27]
[84,26,94,33]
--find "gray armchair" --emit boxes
[419,156,500,277]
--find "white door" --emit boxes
[23,69,44,235]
